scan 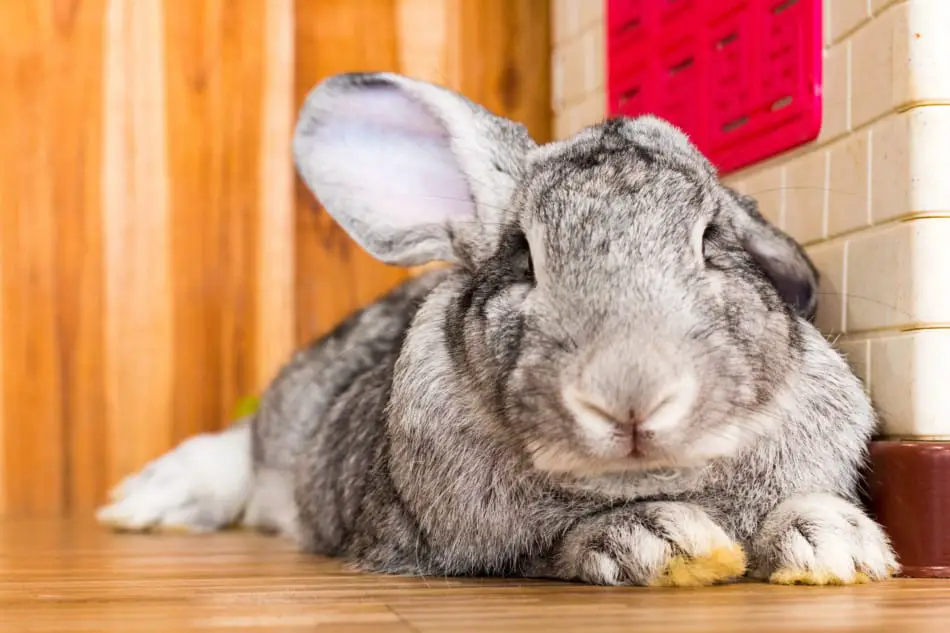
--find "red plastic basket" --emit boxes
[606,0,822,174]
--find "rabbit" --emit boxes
[96,71,898,587]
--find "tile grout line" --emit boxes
[821,151,831,239]
[866,127,874,227]
[841,239,850,335]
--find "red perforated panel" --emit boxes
[606,0,822,174]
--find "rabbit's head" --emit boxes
[294,73,820,475]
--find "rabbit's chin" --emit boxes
[526,444,693,477]
[528,449,684,477]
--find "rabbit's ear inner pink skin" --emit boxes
[293,72,534,269]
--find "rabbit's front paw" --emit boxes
[555,502,746,587]
[751,493,899,585]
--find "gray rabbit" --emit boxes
[97,72,897,586]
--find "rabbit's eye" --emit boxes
[511,232,535,284]
[700,222,730,267]
[702,223,721,253]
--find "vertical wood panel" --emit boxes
[102,0,173,487]
[256,0,296,389]
[293,0,410,344]
[451,0,553,143]
[58,0,109,514]
[164,0,267,440]
[0,2,62,514]
[396,0,450,84]
[0,0,108,515]
[0,127,4,514]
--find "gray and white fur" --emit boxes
[97,72,897,586]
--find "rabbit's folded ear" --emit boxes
[292,72,534,267]
[729,191,819,321]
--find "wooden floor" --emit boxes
[1,521,948,632]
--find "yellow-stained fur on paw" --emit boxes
[769,569,879,586]
[649,544,747,587]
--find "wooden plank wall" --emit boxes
[0,0,550,517]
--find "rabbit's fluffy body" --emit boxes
[97,73,897,586]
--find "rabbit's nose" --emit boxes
[562,388,663,458]
[563,370,698,453]
[565,389,674,431]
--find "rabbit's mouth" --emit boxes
[525,437,690,477]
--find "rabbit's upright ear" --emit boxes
[728,190,819,321]
[293,72,535,267]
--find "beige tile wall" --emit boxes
[551,0,605,139]
[551,0,950,438]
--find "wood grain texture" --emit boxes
[164,0,266,440]
[396,0,450,83]
[0,0,108,516]
[63,0,109,515]
[2,519,949,633]
[0,0,552,517]
[102,0,173,496]
[256,0,296,389]
[450,0,553,143]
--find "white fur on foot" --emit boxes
[96,425,252,533]
[752,493,899,585]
